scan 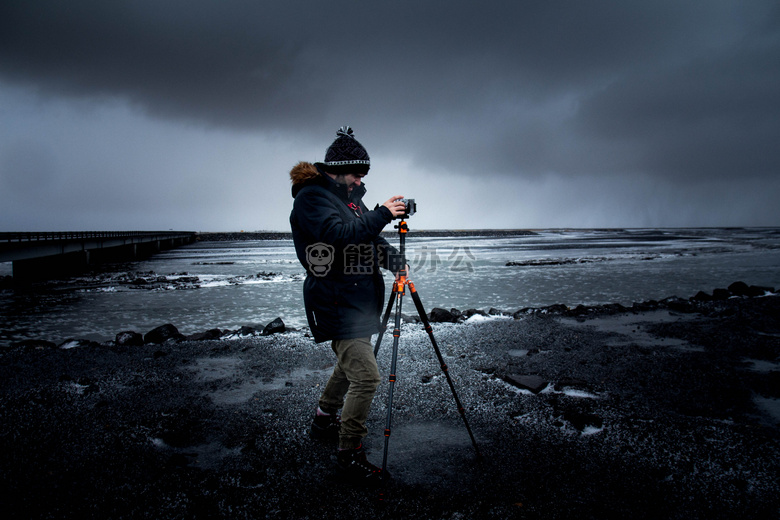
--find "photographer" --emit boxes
[289,126,406,484]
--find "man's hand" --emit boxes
[394,264,411,281]
[383,195,407,218]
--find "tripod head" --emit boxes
[394,219,409,234]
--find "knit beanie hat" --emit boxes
[322,126,370,175]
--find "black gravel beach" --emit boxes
[1,292,779,519]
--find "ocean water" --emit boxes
[1,228,779,347]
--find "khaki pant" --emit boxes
[318,337,381,450]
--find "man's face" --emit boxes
[336,172,365,193]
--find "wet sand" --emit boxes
[1,295,778,519]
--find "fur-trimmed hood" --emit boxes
[289,161,321,186]
[289,161,326,198]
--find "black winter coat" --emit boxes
[289,162,402,343]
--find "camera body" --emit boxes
[400,198,416,218]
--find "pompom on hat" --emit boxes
[321,126,370,175]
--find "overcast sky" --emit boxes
[1,0,778,232]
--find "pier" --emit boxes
[0,231,197,282]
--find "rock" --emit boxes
[488,308,505,316]
[632,300,659,312]
[751,285,775,296]
[712,288,731,300]
[237,326,258,336]
[601,303,628,314]
[429,308,457,323]
[728,281,773,297]
[691,291,712,302]
[569,304,591,316]
[662,297,696,313]
[728,281,751,296]
[512,308,533,318]
[172,276,199,284]
[144,324,184,344]
[463,308,488,319]
[185,329,223,341]
[502,374,548,394]
[542,304,568,315]
[116,331,144,346]
[262,318,286,336]
[400,312,421,323]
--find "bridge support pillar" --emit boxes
[13,250,91,283]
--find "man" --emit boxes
[289,126,406,484]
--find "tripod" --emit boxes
[373,217,481,480]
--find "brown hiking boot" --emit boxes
[311,409,341,440]
[336,444,387,485]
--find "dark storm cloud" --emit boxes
[1,0,778,182]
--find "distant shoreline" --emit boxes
[195,227,780,241]
[197,229,539,241]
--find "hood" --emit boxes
[290,161,321,186]
[290,161,325,198]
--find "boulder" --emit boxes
[144,324,184,344]
[569,304,591,316]
[728,281,773,298]
[512,308,533,318]
[712,288,731,300]
[262,317,286,336]
[601,303,628,314]
[116,331,144,346]
[463,308,488,319]
[185,329,223,341]
[400,313,421,323]
[662,297,696,313]
[728,281,751,296]
[542,304,568,315]
[429,308,458,323]
[237,326,258,336]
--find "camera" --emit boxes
[400,198,416,218]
